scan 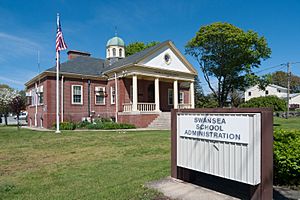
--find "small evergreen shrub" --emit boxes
[86,121,135,130]
[274,129,300,186]
[240,95,287,111]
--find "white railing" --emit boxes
[123,103,156,112]
[178,103,192,109]
[138,103,156,112]
[123,103,132,112]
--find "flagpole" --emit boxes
[55,14,61,133]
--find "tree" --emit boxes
[10,95,26,130]
[0,88,18,125]
[125,41,159,56]
[185,22,271,107]
[270,71,300,93]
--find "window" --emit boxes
[39,93,44,104]
[72,85,83,104]
[119,48,122,57]
[95,86,105,105]
[164,53,171,64]
[278,89,281,93]
[168,89,173,105]
[111,86,115,104]
[113,48,116,57]
[107,49,110,57]
[265,90,269,95]
[248,92,251,96]
[38,85,43,104]
[179,91,184,104]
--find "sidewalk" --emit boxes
[147,177,238,200]
[147,177,300,200]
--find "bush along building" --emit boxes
[25,36,197,129]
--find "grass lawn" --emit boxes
[274,117,300,130]
[0,127,170,200]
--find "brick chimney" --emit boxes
[67,50,91,60]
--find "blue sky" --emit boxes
[1,0,300,92]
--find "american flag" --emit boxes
[56,14,67,52]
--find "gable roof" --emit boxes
[103,40,170,72]
[104,40,197,74]
[269,84,287,90]
[26,40,196,86]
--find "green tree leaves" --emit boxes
[186,22,271,107]
[125,41,159,56]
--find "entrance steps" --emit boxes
[147,112,171,130]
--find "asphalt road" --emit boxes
[0,116,27,125]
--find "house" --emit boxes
[25,37,197,129]
[244,84,300,108]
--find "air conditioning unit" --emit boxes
[95,87,104,92]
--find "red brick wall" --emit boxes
[118,114,159,128]
[26,75,191,129]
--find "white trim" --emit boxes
[95,86,105,105]
[71,85,83,105]
[168,89,173,105]
[110,86,115,104]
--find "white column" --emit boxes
[115,73,118,122]
[132,75,138,112]
[154,78,160,112]
[190,81,195,108]
[61,76,64,122]
[173,80,178,109]
[34,82,38,126]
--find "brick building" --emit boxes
[25,37,197,129]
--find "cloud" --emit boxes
[0,32,40,48]
[0,76,24,86]
[0,32,42,62]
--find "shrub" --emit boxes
[274,129,300,186]
[53,122,77,130]
[77,120,91,128]
[86,121,135,130]
[240,95,286,111]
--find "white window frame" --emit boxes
[179,91,184,104]
[111,86,115,104]
[95,86,105,105]
[71,85,83,105]
[168,89,173,105]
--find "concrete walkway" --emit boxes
[147,177,300,200]
[147,177,238,200]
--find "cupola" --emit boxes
[106,35,125,60]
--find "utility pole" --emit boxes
[286,62,291,119]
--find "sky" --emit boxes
[0,0,300,92]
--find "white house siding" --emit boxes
[244,85,287,101]
[290,94,300,105]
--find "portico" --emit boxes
[121,73,195,113]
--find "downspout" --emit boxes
[88,79,91,118]
[35,82,38,126]
[115,72,118,122]
[61,76,64,122]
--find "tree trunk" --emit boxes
[4,113,8,126]
[17,115,20,130]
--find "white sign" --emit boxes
[177,113,253,144]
